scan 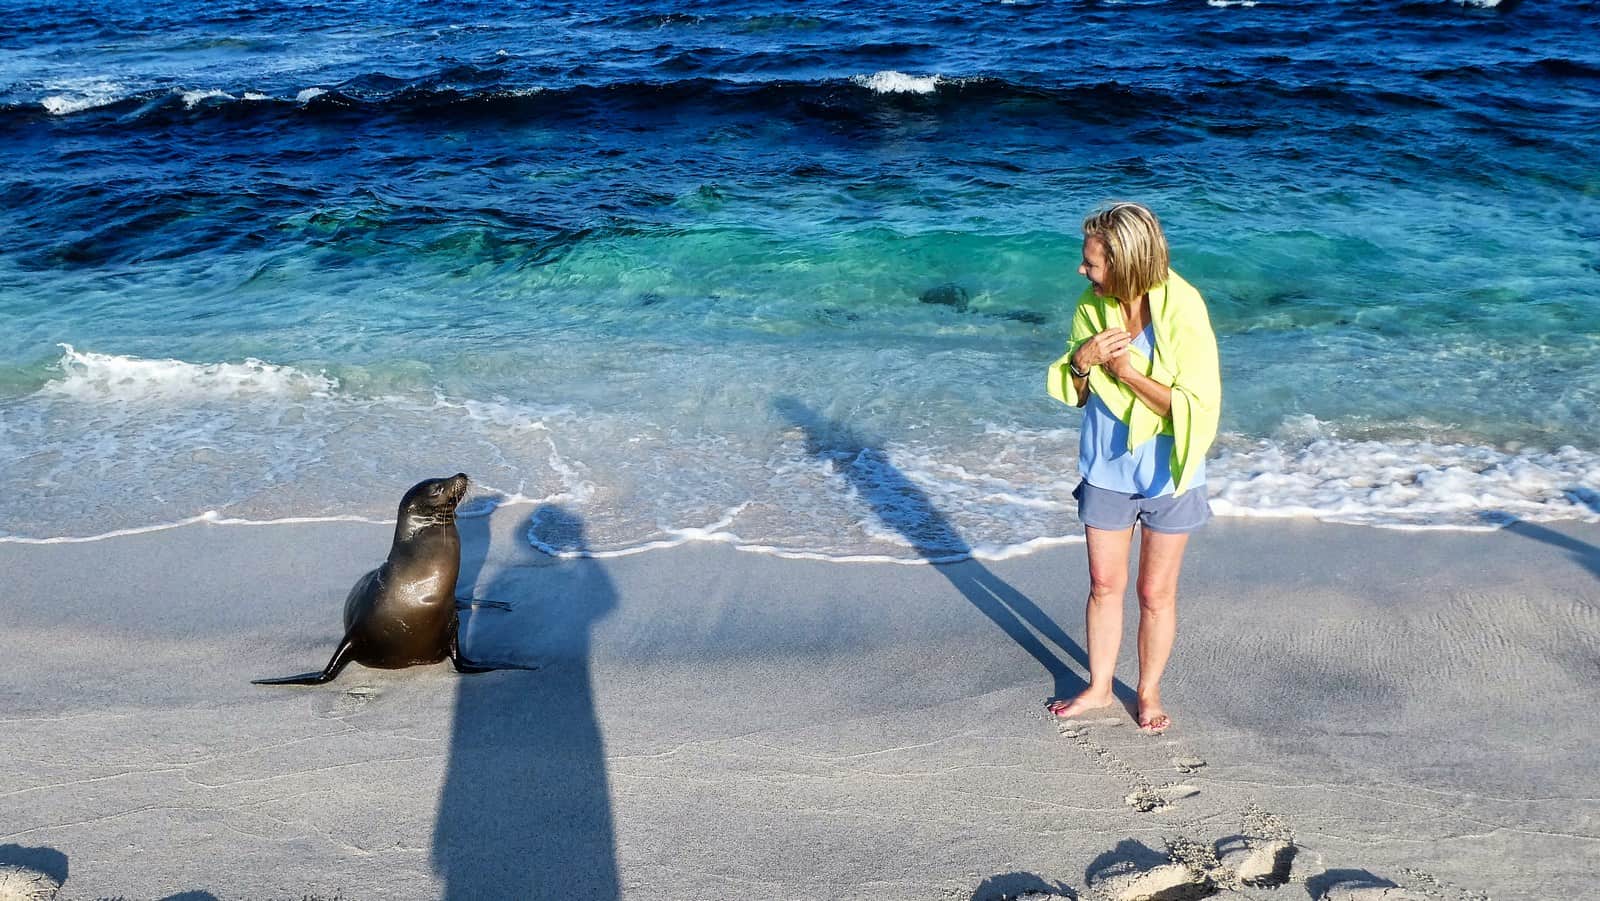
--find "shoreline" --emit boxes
[2,496,1594,554]
[2,515,1596,899]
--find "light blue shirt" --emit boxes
[1078,324,1205,497]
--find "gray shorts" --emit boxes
[1074,480,1212,534]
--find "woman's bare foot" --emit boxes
[1047,690,1115,719]
[1137,697,1170,734]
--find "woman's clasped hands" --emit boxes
[1074,327,1138,380]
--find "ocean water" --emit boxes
[1,0,1597,557]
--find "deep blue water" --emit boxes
[1,0,1597,552]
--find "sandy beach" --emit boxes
[2,512,1596,900]
[7,1,1599,898]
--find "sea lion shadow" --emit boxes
[434,504,620,900]
[772,397,1127,705]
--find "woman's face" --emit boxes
[1078,236,1110,297]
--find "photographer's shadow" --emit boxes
[432,505,620,900]
[774,397,1126,706]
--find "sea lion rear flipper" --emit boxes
[252,636,357,686]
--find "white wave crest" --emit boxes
[295,87,328,103]
[852,71,942,95]
[182,89,234,109]
[40,80,128,115]
[42,344,339,401]
[1208,435,1600,528]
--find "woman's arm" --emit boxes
[1068,352,1090,407]
[1105,351,1172,419]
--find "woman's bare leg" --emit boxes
[1133,526,1191,732]
[1049,524,1134,717]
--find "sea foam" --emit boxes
[181,89,234,109]
[39,80,127,115]
[852,71,941,94]
[3,370,1597,554]
[1206,436,1600,529]
[43,345,339,401]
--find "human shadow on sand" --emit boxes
[1485,508,1600,584]
[432,505,620,900]
[774,397,1130,706]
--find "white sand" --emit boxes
[2,514,1597,900]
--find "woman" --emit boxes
[1045,201,1221,734]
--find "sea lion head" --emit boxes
[395,472,470,532]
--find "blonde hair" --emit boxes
[1082,201,1170,301]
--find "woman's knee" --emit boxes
[1088,574,1127,604]
[1136,585,1176,615]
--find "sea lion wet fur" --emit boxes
[253,473,497,686]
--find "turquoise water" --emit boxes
[1,0,1597,553]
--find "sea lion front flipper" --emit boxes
[454,595,513,612]
[448,629,498,674]
[252,636,357,686]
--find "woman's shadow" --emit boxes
[432,505,620,900]
[774,397,1129,705]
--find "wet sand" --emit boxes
[2,514,1596,900]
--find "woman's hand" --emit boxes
[1074,327,1131,371]
[1104,345,1138,381]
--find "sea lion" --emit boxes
[253,473,496,685]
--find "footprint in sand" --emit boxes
[1301,866,1487,901]
[1205,804,1299,890]
[1171,754,1206,775]
[1400,868,1490,901]
[1215,836,1295,888]
[1086,810,1302,895]
[1123,783,1199,813]
[1160,783,1201,803]
[1055,715,1123,738]
[312,685,380,719]
[1214,809,1477,900]
[1312,880,1427,900]
[1094,861,1216,901]
[1053,716,1199,814]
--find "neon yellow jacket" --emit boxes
[1046,270,1221,497]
